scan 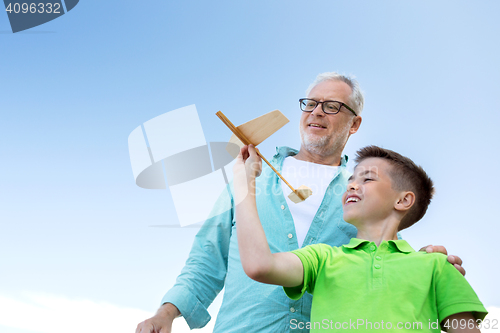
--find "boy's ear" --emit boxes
[395,191,415,212]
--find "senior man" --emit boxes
[136,72,465,333]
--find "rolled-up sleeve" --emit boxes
[161,185,234,329]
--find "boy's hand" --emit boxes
[234,145,262,180]
[420,245,466,276]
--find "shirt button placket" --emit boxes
[372,246,383,289]
[289,302,302,331]
[281,204,295,247]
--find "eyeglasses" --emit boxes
[299,98,357,116]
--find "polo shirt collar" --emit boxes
[388,240,415,253]
[344,238,369,249]
[344,238,415,253]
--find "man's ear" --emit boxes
[395,191,415,212]
[349,116,362,135]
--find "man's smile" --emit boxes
[308,122,327,129]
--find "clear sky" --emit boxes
[1,1,499,332]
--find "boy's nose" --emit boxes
[348,183,358,191]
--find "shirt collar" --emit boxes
[344,238,415,253]
[275,146,299,158]
[344,238,369,249]
[388,240,415,253]
[274,146,348,167]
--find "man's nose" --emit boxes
[310,102,324,116]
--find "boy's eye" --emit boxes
[364,178,373,182]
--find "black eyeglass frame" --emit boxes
[299,98,358,117]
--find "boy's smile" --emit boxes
[344,194,361,204]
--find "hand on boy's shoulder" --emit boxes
[419,245,466,276]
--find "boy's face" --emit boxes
[342,158,401,224]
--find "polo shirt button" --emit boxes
[375,256,382,260]
[370,245,376,251]
[374,264,381,269]
[281,205,285,210]
[288,233,293,239]
[290,307,296,313]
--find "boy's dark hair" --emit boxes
[354,146,434,231]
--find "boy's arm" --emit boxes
[234,145,303,288]
[435,257,487,333]
[444,312,481,333]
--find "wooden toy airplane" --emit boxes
[216,110,313,203]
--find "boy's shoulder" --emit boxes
[404,248,448,261]
[395,248,455,276]
[297,240,450,264]
[296,243,342,254]
[292,243,345,261]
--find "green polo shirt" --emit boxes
[284,238,487,332]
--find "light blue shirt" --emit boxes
[161,146,356,332]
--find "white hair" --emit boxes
[306,72,365,115]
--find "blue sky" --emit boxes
[1,1,499,332]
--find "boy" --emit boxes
[233,144,487,332]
